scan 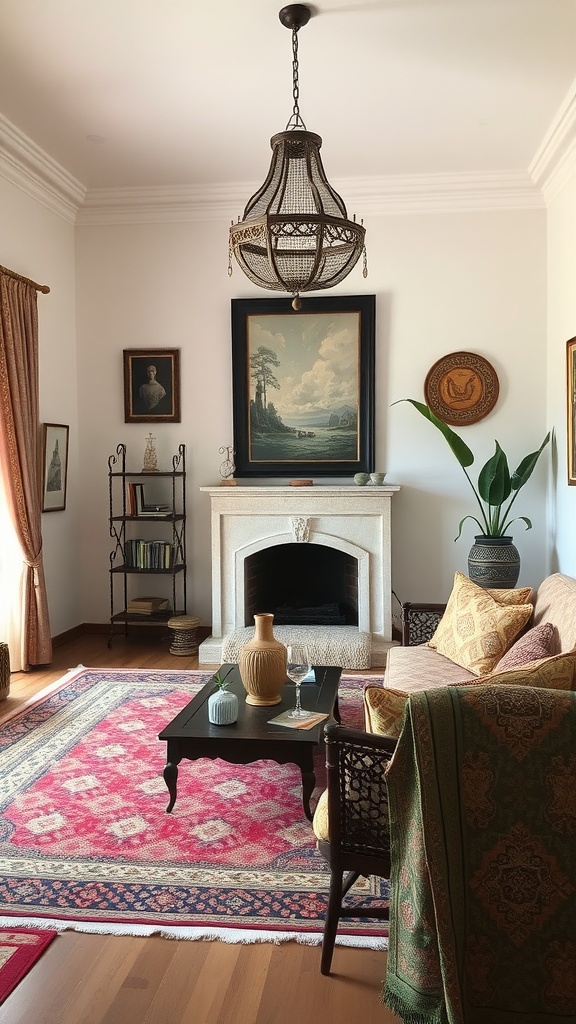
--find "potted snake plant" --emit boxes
[397,399,551,587]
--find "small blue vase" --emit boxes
[208,689,238,725]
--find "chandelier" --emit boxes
[228,3,367,311]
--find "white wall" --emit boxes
[547,176,576,575]
[0,176,80,637]
[75,204,548,628]
[382,209,549,601]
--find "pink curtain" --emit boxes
[0,272,52,668]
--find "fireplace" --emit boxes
[245,543,358,626]
[199,483,399,667]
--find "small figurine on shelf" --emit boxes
[142,433,159,473]
[219,445,237,486]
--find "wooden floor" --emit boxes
[2,633,400,1024]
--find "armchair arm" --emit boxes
[401,602,446,646]
[323,723,396,861]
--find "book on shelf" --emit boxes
[127,597,170,614]
[124,539,175,569]
[126,482,170,516]
[267,710,329,731]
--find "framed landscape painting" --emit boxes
[231,295,375,477]
[123,349,181,423]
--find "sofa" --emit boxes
[364,571,576,736]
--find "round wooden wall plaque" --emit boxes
[424,351,499,426]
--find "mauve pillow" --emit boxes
[494,621,555,672]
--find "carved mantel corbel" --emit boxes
[291,516,310,543]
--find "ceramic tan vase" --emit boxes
[238,613,287,706]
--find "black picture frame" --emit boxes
[123,349,180,423]
[567,337,576,485]
[42,423,69,512]
[231,295,375,477]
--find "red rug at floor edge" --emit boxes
[0,926,57,1005]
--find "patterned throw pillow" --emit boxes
[452,651,576,691]
[485,585,533,605]
[429,572,533,675]
[364,686,409,737]
[494,621,555,671]
[312,789,330,842]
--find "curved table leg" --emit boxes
[301,769,316,822]
[163,761,179,813]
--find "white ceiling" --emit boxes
[1,0,576,192]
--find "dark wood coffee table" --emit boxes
[158,663,342,821]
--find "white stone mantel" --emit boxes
[199,484,400,667]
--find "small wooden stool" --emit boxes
[0,642,10,700]
[167,616,201,657]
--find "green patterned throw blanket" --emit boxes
[383,684,576,1024]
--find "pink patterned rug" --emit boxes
[0,667,388,945]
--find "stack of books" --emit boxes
[124,540,175,569]
[127,596,170,615]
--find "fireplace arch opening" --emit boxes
[244,543,358,627]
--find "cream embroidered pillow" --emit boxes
[364,686,408,737]
[429,572,533,675]
[487,651,576,690]
[312,789,330,842]
[485,585,533,606]
[451,651,576,691]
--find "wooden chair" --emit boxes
[314,723,397,975]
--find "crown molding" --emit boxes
[76,170,543,225]
[0,113,552,226]
[0,115,85,223]
[76,184,243,224]
[530,77,576,205]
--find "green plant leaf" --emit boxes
[455,515,485,541]
[395,400,551,542]
[500,515,533,534]
[477,443,511,506]
[510,432,551,491]
[394,399,474,468]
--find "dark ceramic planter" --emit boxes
[467,535,520,589]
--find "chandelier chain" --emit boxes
[286,25,306,130]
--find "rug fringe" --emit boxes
[0,916,388,948]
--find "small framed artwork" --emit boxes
[123,349,180,423]
[567,337,576,485]
[42,423,69,512]
[231,295,375,477]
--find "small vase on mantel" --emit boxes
[239,613,287,706]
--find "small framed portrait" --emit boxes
[567,337,576,485]
[42,423,69,512]
[123,349,180,423]
[231,295,375,477]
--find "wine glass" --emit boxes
[286,643,312,719]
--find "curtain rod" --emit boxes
[0,265,50,294]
